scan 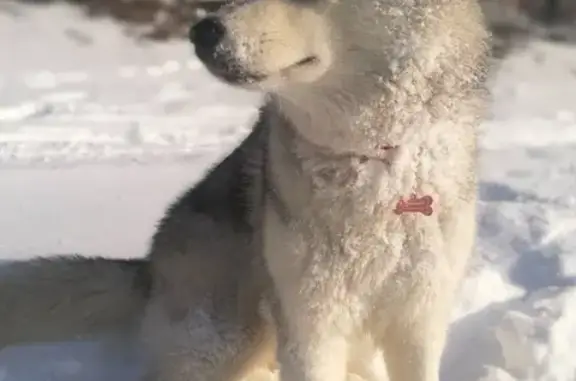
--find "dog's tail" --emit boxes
[0,255,150,348]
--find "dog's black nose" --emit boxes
[189,17,226,52]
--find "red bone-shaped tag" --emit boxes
[393,194,434,216]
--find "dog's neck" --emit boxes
[270,54,485,163]
[269,74,433,161]
[270,105,400,164]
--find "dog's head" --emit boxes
[189,0,336,92]
[189,0,488,96]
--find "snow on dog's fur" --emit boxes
[0,1,490,381]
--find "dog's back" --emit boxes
[0,123,268,350]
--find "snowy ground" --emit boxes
[1,1,576,380]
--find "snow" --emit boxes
[1,1,576,380]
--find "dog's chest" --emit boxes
[270,137,455,251]
[300,139,464,211]
[264,125,476,315]
[300,151,447,255]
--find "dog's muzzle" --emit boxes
[189,17,264,84]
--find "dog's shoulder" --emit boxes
[149,110,269,257]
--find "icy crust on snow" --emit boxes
[1,1,576,380]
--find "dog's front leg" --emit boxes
[380,322,443,381]
[376,286,456,381]
[271,298,350,381]
[263,190,351,381]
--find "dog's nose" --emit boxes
[189,17,226,51]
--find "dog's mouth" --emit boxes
[204,55,321,87]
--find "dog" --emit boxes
[0,1,490,380]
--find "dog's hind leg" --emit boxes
[140,297,274,381]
